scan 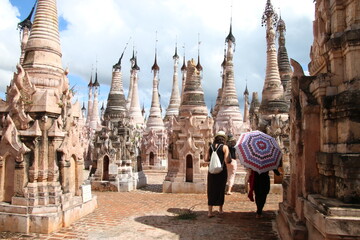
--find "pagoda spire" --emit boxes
[259,0,288,116]
[243,84,250,124]
[212,46,226,118]
[126,46,136,110]
[18,0,37,31]
[146,45,165,130]
[23,0,63,73]
[128,54,144,126]
[179,59,207,116]
[196,35,203,72]
[18,0,37,65]
[214,18,243,136]
[180,49,187,102]
[277,16,292,103]
[90,70,101,130]
[105,42,129,121]
[164,43,181,121]
[86,74,93,124]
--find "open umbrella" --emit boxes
[235,130,282,174]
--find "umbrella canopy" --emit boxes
[235,130,282,174]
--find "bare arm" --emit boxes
[223,145,231,163]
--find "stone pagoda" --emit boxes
[126,49,135,111]
[277,16,293,104]
[213,21,244,137]
[277,0,360,239]
[86,76,93,125]
[163,59,213,193]
[259,0,288,125]
[249,92,261,130]
[212,50,226,119]
[128,55,144,127]
[242,85,251,132]
[0,0,97,233]
[91,53,146,191]
[89,72,101,131]
[141,50,168,170]
[180,55,187,102]
[164,45,181,122]
[258,0,290,183]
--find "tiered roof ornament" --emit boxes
[18,0,36,30]
[213,18,244,136]
[126,48,136,110]
[128,53,144,127]
[164,44,181,121]
[259,0,288,118]
[276,16,292,103]
[105,44,128,120]
[141,44,167,170]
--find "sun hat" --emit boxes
[215,131,227,139]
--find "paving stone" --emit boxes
[0,172,281,239]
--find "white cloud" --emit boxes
[0,0,21,97]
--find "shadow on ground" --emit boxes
[139,184,163,193]
[135,208,279,240]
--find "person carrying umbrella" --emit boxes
[205,131,230,218]
[235,130,282,218]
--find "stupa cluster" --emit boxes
[0,0,294,205]
[6,1,360,239]
[79,0,293,193]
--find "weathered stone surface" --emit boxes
[0,0,97,233]
[277,0,360,239]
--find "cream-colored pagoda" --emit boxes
[213,22,244,137]
[163,58,213,193]
[164,45,181,122]
[91,54,146,191]
[259,0,288,123]
[0,0,97,233]
[128,55,145,127]
[141,50,168,170]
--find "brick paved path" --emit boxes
[0,172,281,240]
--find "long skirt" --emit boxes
[207,168,227,206]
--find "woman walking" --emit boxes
[206,131,230,218]
[226,135,237,195]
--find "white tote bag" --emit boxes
[209,144,223,174]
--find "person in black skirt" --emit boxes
[205,131,230,218]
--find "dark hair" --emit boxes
[214,135,226,144]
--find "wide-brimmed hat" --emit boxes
[215,131,227,139]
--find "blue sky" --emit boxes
[1,0,315,115]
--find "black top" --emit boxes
[229,146,236,160]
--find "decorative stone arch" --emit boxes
[102,155,110,181]
[185,154,193,183]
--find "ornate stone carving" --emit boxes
[0,115,30,164]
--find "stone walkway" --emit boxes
[0,172,281,240]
